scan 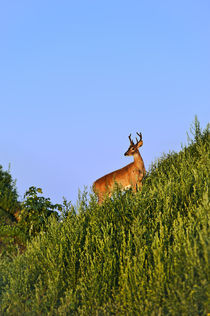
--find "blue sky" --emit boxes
[1,1,209,205]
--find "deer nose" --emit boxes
[124,151,128,156]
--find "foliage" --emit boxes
[0,178,61,256]
[0,166,22,256]
[17,186,61,238]
[0,119,209,315]
[0,165,19,223]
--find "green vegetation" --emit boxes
[17,186,61,238]
[0,181,61,257]
[0,165,20,223]
[0,165,22,255]
[0,119,209,315]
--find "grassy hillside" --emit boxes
[0,120,209,315]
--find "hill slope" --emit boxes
[0,120,209,315]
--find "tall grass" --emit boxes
[0,120,209,315]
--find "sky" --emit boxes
[0,1,209,205]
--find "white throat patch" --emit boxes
[124,185,132,190]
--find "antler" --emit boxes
[128,134,134,145]
[136,132,142,144]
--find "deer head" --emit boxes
[124,132,143,156]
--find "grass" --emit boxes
[0,119,209,315]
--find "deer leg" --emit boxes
[98,194,104,204]
[137,182,143,191]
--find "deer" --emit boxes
[93,132,146,203]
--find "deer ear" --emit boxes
[137,140,143,148]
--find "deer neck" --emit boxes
[133,151,145,170]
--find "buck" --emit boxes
[93,132,146,203]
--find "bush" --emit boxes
[0,166,22,256]
[17,186,61,238]
[0,165,19,223]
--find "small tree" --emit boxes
[18,186,61,238]
[0,165,22,256]
[0,165,20,224]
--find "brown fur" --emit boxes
[93,133,146,203]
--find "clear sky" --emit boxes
[1,1,209,205]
